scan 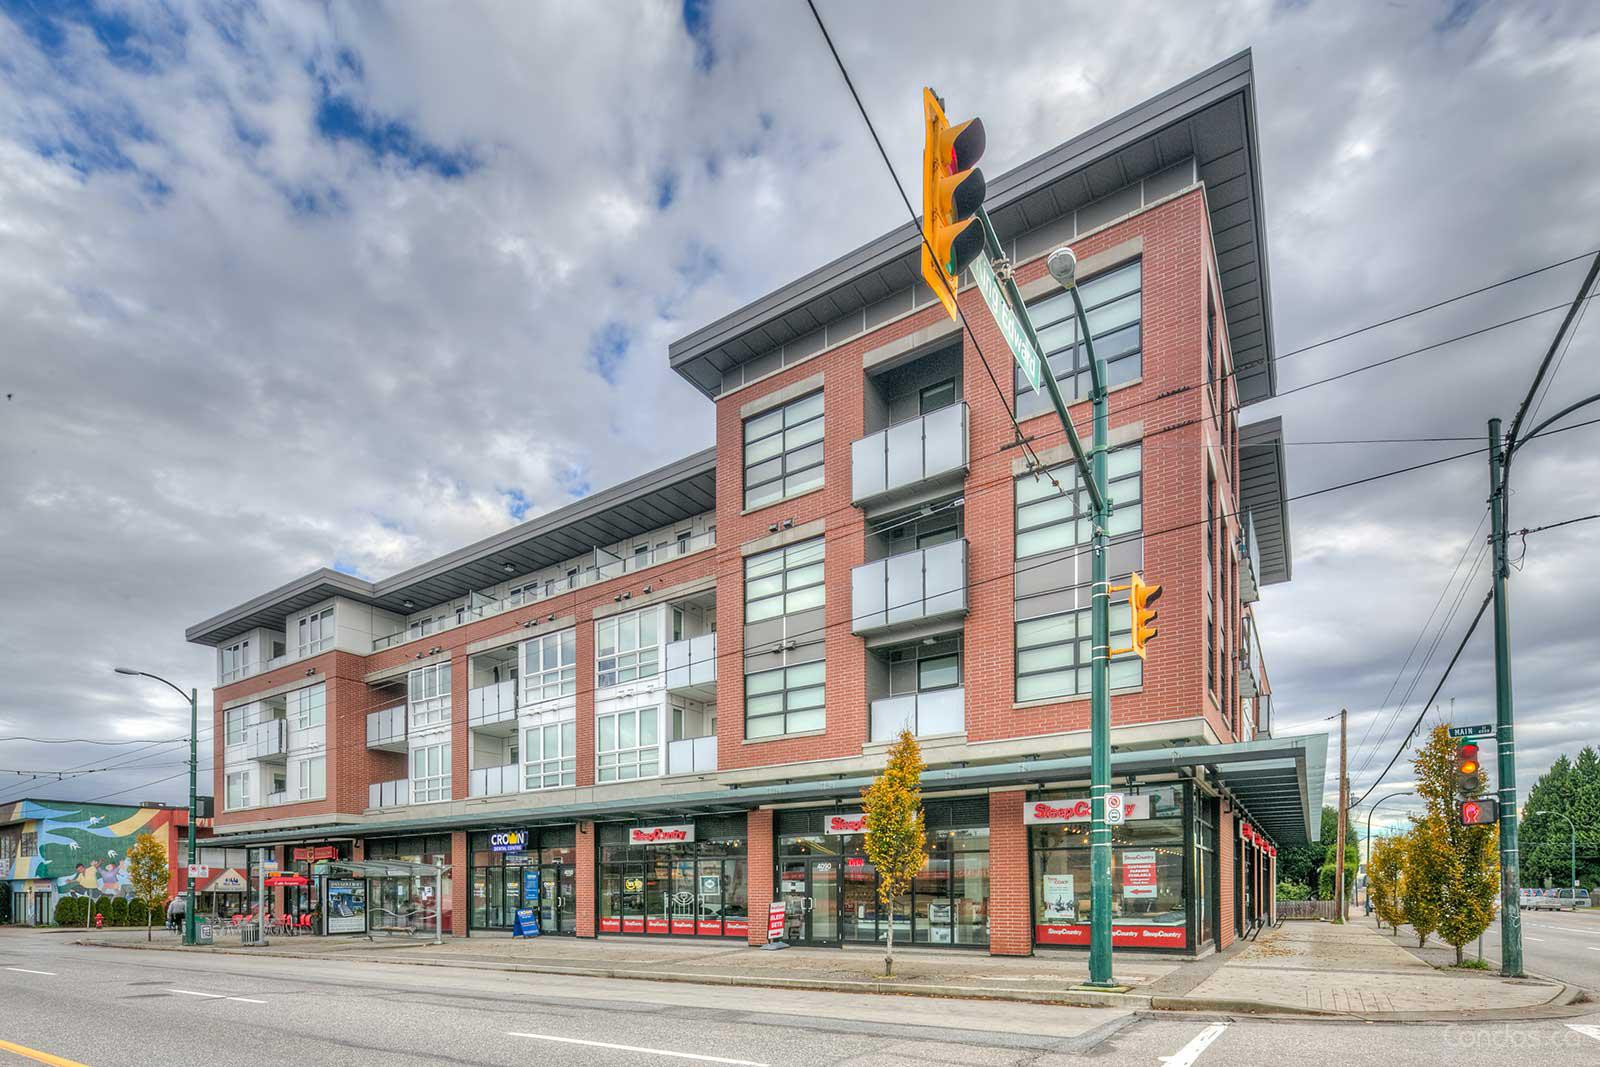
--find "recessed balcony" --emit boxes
[468,680,518,735]
[366,705,407,752]
[869,688,965,743]
[666,735,717,776]
[664,633,717,700]
[469,763,519,798]
[851,402,968,510]
[850,539,969,637]
[243,719,287,762]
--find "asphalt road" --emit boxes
[2,929,1600,1066]
[1381,905,1600,990]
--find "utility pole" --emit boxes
[1335,708,1348,922]
[1487,418,1524,977]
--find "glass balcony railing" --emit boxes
[666,735,717,776]
[851,402,968,507]
[469,764,519,798]
[468,680,517,727]
[243,719,287,762]
[371,531,716,652]
[850,539,969,636]
[869,688,965,743]
[368,778,409,809]
[664,633,716,692]
[366,705,407,751]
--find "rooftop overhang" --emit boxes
[207,732,1327,849]
[187,447,717,647]
[670,49,1275,405]
[1239,416,1292,584]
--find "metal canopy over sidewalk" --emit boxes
[325,859,448,879]
[212,732,1326,849]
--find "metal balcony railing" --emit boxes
[666,736,718,776]
[366,705,407,752]
[851,402,968,508]
[664,633,716,692]
[850,539,969,636]
[468,680,518,727]
[468,764,519,798]
[869,688,965,743]
[243,719,287,762]
[369,779,409,809]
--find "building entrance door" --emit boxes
[33,891,50,926]
[537,865,576,935]
[780,858,838,945]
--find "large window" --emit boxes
[522,628,577,703]
[224,707,247,746]
[1016,260,1142,415]
[1015,604,1141,700]
[220,639,251,683]
[1015,444,1142,558]
[295,755,326,801]
[289,684,325,730]
[597,705,658,782]
[744,538,825,623]
[296,607,334,657]
[745,660,825,739]
[596,608,661,689]
[225,769,250,811]
[410,742,451,803]
[408,664,452,728]
[743,390,824,510]
[524,720,577,790]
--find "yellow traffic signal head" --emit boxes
[1129,571,1162,659]
[921,88,987,320]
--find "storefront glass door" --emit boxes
[538,865,575,935]
[781,858,838,945]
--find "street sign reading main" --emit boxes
[1449,724,1494,739]
[970,251,1041,392]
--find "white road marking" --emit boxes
[1567,1024,1600,1042]
[1523,936,1544,941]
[167,989,265,1004]
[507,1032,768,1065]
[1159,1022,1229,1067]
[5,967,57,976]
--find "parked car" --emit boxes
[1552,888,1591,910]
[1520,888,1562,910]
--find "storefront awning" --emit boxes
[325,859,449,878]
[210,733,1326,849]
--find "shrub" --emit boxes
[1277,881,1311,902]
[127,900,149,928]
[0,890,11,924]
[109,897,129,926]
[54,898,75,925]
[92,897,110,925]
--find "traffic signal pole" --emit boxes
[1487,417,1524,978]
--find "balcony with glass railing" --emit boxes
[469,763,519,798]
[869,687,965,743]
[243,719,287,762]
[366,705,407,752]
[368,778,409,809]
[1239,511,1262,604]
[370,530,716,652]
[665,735,717,776]
[851,402,968,509]
[664,633,716,697]
[850,539,969,636]
[265,791,291,807]
[467,679,518,731]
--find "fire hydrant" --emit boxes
[94,912,104,928]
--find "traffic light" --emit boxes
[921,87,986,320]
[1460,797,1498,826]
[1454,741,1485,797]
[1109,572,1162,659]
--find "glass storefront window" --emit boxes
[597,824,748,939]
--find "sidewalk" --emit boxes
[67,919,1583,1020]
[1160,919,1578,1019]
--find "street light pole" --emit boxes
[1364,791,1413,912]
[1485,420,1524,978]
[1535,810,1578,892]
[115,667,199,947]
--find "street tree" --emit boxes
[126,832,168,943]
[1408,724,1499,962]
[1521,746,1600,890]
[1367,833,1407,934]
[861,729,927,978]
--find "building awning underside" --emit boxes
[326,859,448,878]
[213,733,1326,850]
[1239,416,1291,584]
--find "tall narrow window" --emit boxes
[1018,261,1142,415]
[743,390,824,510]
[410,742,451,803]
[522,628,577,703]
[524,720,577,789]
[408,664,453,728]
[596,607,661,688]
[297,607,334,657]
[596,706,659,781]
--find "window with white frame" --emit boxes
[507,580,540,608]
[297,606,334,657]
[225,770,250,811]
[408,664,452,727]
[743,390,824,510]
[522,628,576,703]
[224,707,247,746]
[288,684,325,730]
[410,742,451,802]
[220,639,251,683]
[523,720,577,790]
[596,608,661,689]
[743,537,825,622]
[596,706,659,782]
[744,660,825,739]
[295,755,326,801]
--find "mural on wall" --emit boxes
[1,801,176,900]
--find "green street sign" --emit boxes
[1449,724,1494,739]
[970,251,1040,392]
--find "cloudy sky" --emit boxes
[1,0,1597,835]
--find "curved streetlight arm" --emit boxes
[1364,791,1414,906]
[1508,390,1600,466]
[1533,810,1579,890]
[114,667,190,705]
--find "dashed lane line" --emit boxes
[507,1031,768,1065]
[166,989,266,1004]
[4,968,57,976]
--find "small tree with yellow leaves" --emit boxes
[861,729,927,978]
[1367,832,1407,934]
[127,832,168,943]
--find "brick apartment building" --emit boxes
[185,51,1323,957]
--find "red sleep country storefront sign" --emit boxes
[1034,924,1187,948]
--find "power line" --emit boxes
[0,736,185,745]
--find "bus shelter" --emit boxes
[321,859,449,945]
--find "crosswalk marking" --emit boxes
[1159,1022,1229,1067]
